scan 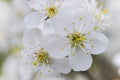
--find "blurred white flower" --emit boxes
[0,55,33,80]
[0,1,11,27]
[0,0,30,53]
[46,9,109,71]
[22,28,71,76]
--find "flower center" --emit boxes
[67,32,87,48]
[33,48,49,66]
[46,6,58,18]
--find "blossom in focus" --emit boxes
[45,9,109,71]
[21,28,71,76]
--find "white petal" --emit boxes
[90,0,97,9]
[46,35,71,59]
[23,28,43,50]
[21,49,36,70]
[51,58,71,74]
[40,64,50,75]
[38,65,60,78]
[71,9,96,34]
[68,48,92,71]
[86,32,109,54]
[50,10,75,35]
[40,21,56,35]
[70,0,89,10]
[27,0,48,10]
[24,12,45,28]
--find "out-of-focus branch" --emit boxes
[84,71,96,80]
[88,54,120,80]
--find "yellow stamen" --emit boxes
[67,32,87,48]
[97,9,109,18]
[33,48,49,66]
[101,9,109,15]
[46,6,58,18]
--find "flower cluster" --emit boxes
[21,0,109,78]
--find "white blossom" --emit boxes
[24,0,70,29]
[45,9,109,71]
[69,0,110,30]
[21,28,71,76]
